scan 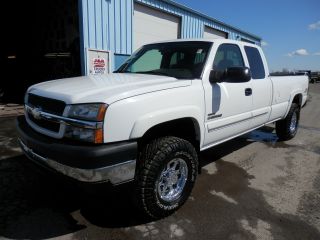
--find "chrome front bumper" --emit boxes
[18,138,136,185]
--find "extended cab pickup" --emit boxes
[17,39,308,218]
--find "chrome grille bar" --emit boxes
[25,105,103,130]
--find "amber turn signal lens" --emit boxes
[97,104,108,121]
[94,129,104,144]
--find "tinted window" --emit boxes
[131,49,162,72]
[245,46,265,79]
[213,44,244,71]
[169,52,185,65]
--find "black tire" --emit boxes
[276,103,300,141]
[136,136,198,219]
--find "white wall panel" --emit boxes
[204,26,227,39]
[133,3,180,50]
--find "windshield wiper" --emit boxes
[115,70,135,73]
[135,71,171,77]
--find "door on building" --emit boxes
[203,26,228,39]
[0,0,81,103]
[133,3,181,51]
[241,38,255,44]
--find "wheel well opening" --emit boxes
[292,94,302,107]
[138,118,200,151]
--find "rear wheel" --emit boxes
[276,103,300,141]
[136,136,198,219]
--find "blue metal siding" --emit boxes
[114,54,131,70]
[79,0,261,74]
[80,0,132,73]
[81,0,132,54]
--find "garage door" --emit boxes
[203,26,228,39]
[133,4,181,50]
[241,38,255,44]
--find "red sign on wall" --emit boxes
[87,48,110,75]
[93,58,106,74]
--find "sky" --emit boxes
[174,0,320,72]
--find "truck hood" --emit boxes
[28,73,191,104]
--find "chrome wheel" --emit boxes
[157,158,188,203]
[289,111,298,134]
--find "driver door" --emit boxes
[203,43,253,147]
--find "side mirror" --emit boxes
[209,67,251,83]
[209,69,224,83]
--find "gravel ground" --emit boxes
[0,84,319,240]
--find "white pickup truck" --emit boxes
[17,39,308,218]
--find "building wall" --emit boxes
[79,0,133,74]
[79,0,261,74]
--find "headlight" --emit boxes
[67,103,107,121]
[65,126,103,143]
[65,103,107,143]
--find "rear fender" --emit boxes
[284,91,302,118]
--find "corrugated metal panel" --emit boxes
[114,54,131,69]
[79,0,261,74]
[80,0,132,73]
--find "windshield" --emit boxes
[116,41,212,79]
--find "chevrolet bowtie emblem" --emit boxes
[30,107,42,120]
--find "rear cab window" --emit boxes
[244,46,265,79]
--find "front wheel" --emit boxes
[136,136,198,219]
[276,103,300,141]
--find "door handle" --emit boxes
[245,88,252,96]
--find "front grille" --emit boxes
[28,93,66,115]
[27,112,60,132]
[27,93,66,133]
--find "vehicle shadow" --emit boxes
[0,155,85,239]
[0,126,279,239]
[0,154,157,239]
[200,125,277,168]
